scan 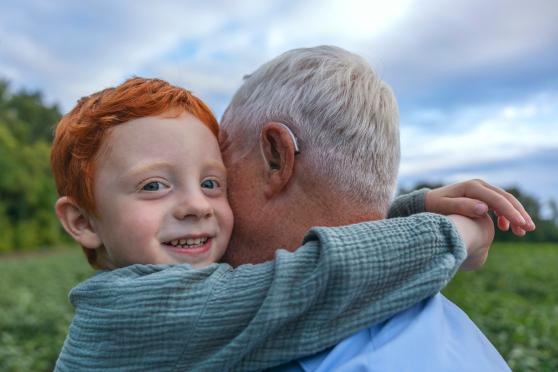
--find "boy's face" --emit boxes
[90,112,233,268]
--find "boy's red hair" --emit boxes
[50,77,219,267]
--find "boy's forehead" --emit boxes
[100,113,195,148]
[96,114,223,171]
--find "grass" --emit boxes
[0,243,556,371]
[443,243,558,371]
[0,249,93,371]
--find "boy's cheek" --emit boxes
[222,202,235,234]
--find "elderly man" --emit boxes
[219,46,528,370]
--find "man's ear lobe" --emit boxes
[54,196,102,250]
[259,122,297,198]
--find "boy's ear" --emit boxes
[55,196,102,250]
[259,122,298,198]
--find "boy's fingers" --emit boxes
[497,215,510,231]
[431,197,488,218]
[464,181,534,230]
[511,224,526,237]
[480,181,535,231]
[427,179,536,233]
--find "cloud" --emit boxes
[398,91,558,203]
[398,148,558,207]
[400,91,558,176]
[364,0,558,107]
[2,0,556,112]
[0,1,235,107]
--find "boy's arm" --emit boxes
[179,213,466,370]
[387,189,428,218]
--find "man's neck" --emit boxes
[275,188,385,251]
[222,180,384,267]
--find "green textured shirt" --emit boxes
[55,191,465,371]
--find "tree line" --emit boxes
[0,80,69,252]
[0,78,557,253]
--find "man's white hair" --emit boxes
[221,45,400,216]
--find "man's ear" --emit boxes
[259,122,298,198]
[54,196,102,250]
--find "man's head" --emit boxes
[51,77,232,268]
[220,46,400,265]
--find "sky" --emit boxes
[1,0,557,209]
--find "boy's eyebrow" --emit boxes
[205,160,227,175]
[121,161,173,179]
[121,160,227,180]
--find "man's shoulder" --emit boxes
[288,294,510,372]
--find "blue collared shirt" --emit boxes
[274,293,510,372]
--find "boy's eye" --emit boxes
[141,181,166,191]
[201,179,220,189]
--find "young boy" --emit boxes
[51,77,519,371]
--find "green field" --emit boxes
[0,243,556,371]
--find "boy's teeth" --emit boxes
[168,237,208,247]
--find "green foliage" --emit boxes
[0,80,60,144]
[0,78,66,252]
[0,249,93,371]
[444,243,558,371]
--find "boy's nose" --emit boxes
[173,192,213,220]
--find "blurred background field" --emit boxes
[443,243,558,371]
[0,243,556,371]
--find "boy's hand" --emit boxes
[449,214,495,271]
[425,179,535,237]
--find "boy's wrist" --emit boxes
[448,214,476,250]
[448,214,493,271]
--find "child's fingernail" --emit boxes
[474,203,488,215]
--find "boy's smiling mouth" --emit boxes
[162,236,213,257]
[165,237,209,248]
